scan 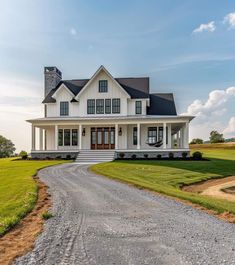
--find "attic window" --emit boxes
[99,80,108,93]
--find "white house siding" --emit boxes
[127,99,147,116]
[77,70,129,117]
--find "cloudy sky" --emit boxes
[0,0,235,152]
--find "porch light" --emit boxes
[118,127,122,136]
[82,128,86,136]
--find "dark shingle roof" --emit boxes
[147,93,177,115]
[42,77,149,103]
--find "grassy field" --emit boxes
[0,158,65,236]
[91,143,235,215]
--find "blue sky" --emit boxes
[0,0,235,151]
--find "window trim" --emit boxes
[87,99,95,114]
[60,101,69,116]
[99,80,108,93]
[112,98,120,114]
[135,100,142,114]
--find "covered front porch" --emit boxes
[30,117,191,159]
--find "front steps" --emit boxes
[75,150,115,164]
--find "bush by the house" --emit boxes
[144,154,148,159]
[192,151,203,160]
[182,152,188,159]
[157,154,162,159]
[131,154,137,159]
[119,152,125,159]
[169,152,174,159]
[19,150,28,160]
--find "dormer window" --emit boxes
[99,80,108,93]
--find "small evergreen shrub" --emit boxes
[119,152,125,159]
[192,151,203,160]
[144,154,148,159]
[169,152,174,159]
[131,154,137,159]
[19,150,28,160]
[66,155,71,160]
[157,154,162,159]
[182,152,188,159]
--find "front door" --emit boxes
[91,127,115,149]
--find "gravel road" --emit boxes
[14,163,235,265]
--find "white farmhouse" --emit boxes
[28,66,194,162]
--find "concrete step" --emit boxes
[76,150,115,163]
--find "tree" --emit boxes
[0,135,16,158]
[190,138,203,144]
[19,150,28,159]
[209,130,225,143]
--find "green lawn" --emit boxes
[91,145,235,215]
[0,158,66,236]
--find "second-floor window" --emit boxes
[135,101,142,114]
[60,101,69,116]
[87,99,95,114]
[99,80,108,92]
[112,98,120,113]
[105,99,111,114]
[96,99,104,114]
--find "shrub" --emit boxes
[182,152,188,159]
[41,212,53,220]
[192,151,203,160]
[157,154,162,159]
[131,154,137,160]
[119,152,125,159]
[144,154,148,159]
[19,150,28,160]
[66,155,71,160]
[56,155,62,159]
[169,152,174,159]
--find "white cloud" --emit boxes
[223,117,235,135]
[193,21,216,33]
[224,12,235,29]
[70,27,77,36]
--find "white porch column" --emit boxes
[31,124,36,151]
[79,124,82,150]
[180,128,184,148]
[39,128,43,150]
[137,123,141,150]
[184,122,189,148]
[168,124,171,149]
[55,125,58,150]
[115,124,118,150]
[177,132,180,148]
[44,130,47,150]
[163,123,167,149]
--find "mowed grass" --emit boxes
[0,158,65,236]
[91,143,235,215]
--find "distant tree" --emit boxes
[190,138,203,144]
[19,150,28,160]
[209,130,225,143]
[0,135,16,158]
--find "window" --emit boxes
[133,127,137,145]
[60,101,69,116]
[99,80,108,92]
[96,99,104,114]
[87,99,95,114]
[158,127,163,141]
[112,98,120,113]
[64,129,70,146]
[58,129,63,146]
[135,101,142,114]
[72,129,78,146]
[105,99,111,114]
[148,127,157,144]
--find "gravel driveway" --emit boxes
[14,163,235,265]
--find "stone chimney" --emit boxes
[44,66,62,97]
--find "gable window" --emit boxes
[99,80,108,93]
[64,129,70,146]
[87,99,95,114]
[60,101,69,116]
[135,101,142,114]
[96,99,104,114]
[72,129,78,146]
[148,127,157,144]
[133,127,137,145]
[105,99,111,114]
[112,98,120,113]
